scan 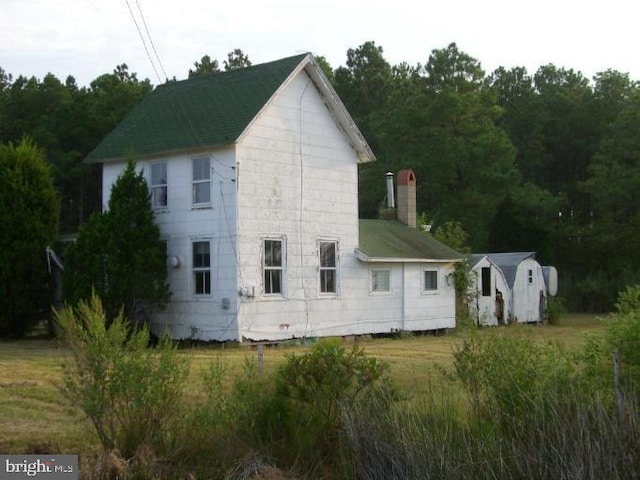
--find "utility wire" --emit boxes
[124,0,162,84]
[134,0,169,81]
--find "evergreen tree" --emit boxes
[0,139,59,337]
[63,160,169,323]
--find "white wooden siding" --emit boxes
[101,150,240,341]
[99,66,458,342]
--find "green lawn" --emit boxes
[0,314,607,455]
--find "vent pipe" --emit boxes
[385,172,395,209]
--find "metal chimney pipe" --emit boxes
[385,172,395,209]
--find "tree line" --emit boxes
[1,43,638,317]
[331,42,640,313]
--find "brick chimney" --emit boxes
[397,169,416,228]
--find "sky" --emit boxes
[1,0,639,87]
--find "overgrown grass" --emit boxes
[0,314,611,478]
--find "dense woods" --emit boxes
[1,42,639,313]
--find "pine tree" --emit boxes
[0,139,59,337]
[64,160,169,324]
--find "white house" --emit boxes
[86,54,462,342]
[468,254,511,326]
[482,252,548,324]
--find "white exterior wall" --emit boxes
[101,150,240,341]
[468,258,511,326]
[401,263,457,330]
[512,259,547,323]
[235,71,362,340]
[100,67,458,342]
[233,71,457,340]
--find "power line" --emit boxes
[124,0,163,84]
[134,0,169,81]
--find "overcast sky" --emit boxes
[1,0,638,87]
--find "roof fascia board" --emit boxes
[235,54,376,164]
[235,54,313,147]
[303,58,376,164]
[355,249,462,263]
[98,143,232,164]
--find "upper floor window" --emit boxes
[264,239,284,295]
[192,156,211,206]
[423,269,438,292]
[193,240,211,295]
[528,269,533,284]
[371,268,391,293]
[319,240,338,294]
[150,162,167,209]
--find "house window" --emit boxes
[192,156,211,205]
[481,267,491,296]
[193,240,211,295]
[150,162,167,209]
[319,241,337,294]
[264,239,284,295]
[371,269,391,292]
[528,269,533,284]
[423,269,438,292]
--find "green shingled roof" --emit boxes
[85,54,309,163]
[358,219,463,262]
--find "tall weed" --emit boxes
[452,332,576,432]
[56,294,188,459]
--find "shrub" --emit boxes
[546,296,567,325]
[615,284,640,315]
[577,285,640,394]
[452,332,576,431]
[275,339,390,469]
[56,293,188,459]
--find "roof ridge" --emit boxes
[156,53,310,89]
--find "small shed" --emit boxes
[468,254,512,326]
[484,252,547,323]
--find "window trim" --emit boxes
[149,161,168,210]
[192,156,211,207]
[318,239,339,296]
[192,239,211,296]
[422,268,439,294]
[263,237,285,297]
[370,268,391,294]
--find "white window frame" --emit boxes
[263,238,285,296]
[192,156,211,207]
[422,268,439,294]
[370,268,391,293]
[150,162,168,210]
[318,240,338,296]
[192,240,211,295]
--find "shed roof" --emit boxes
[357,220,463,263]
[483,252,537,288]
[86,54,375,164]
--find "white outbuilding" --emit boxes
[483,252,548,324]
[468,254,512,326]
